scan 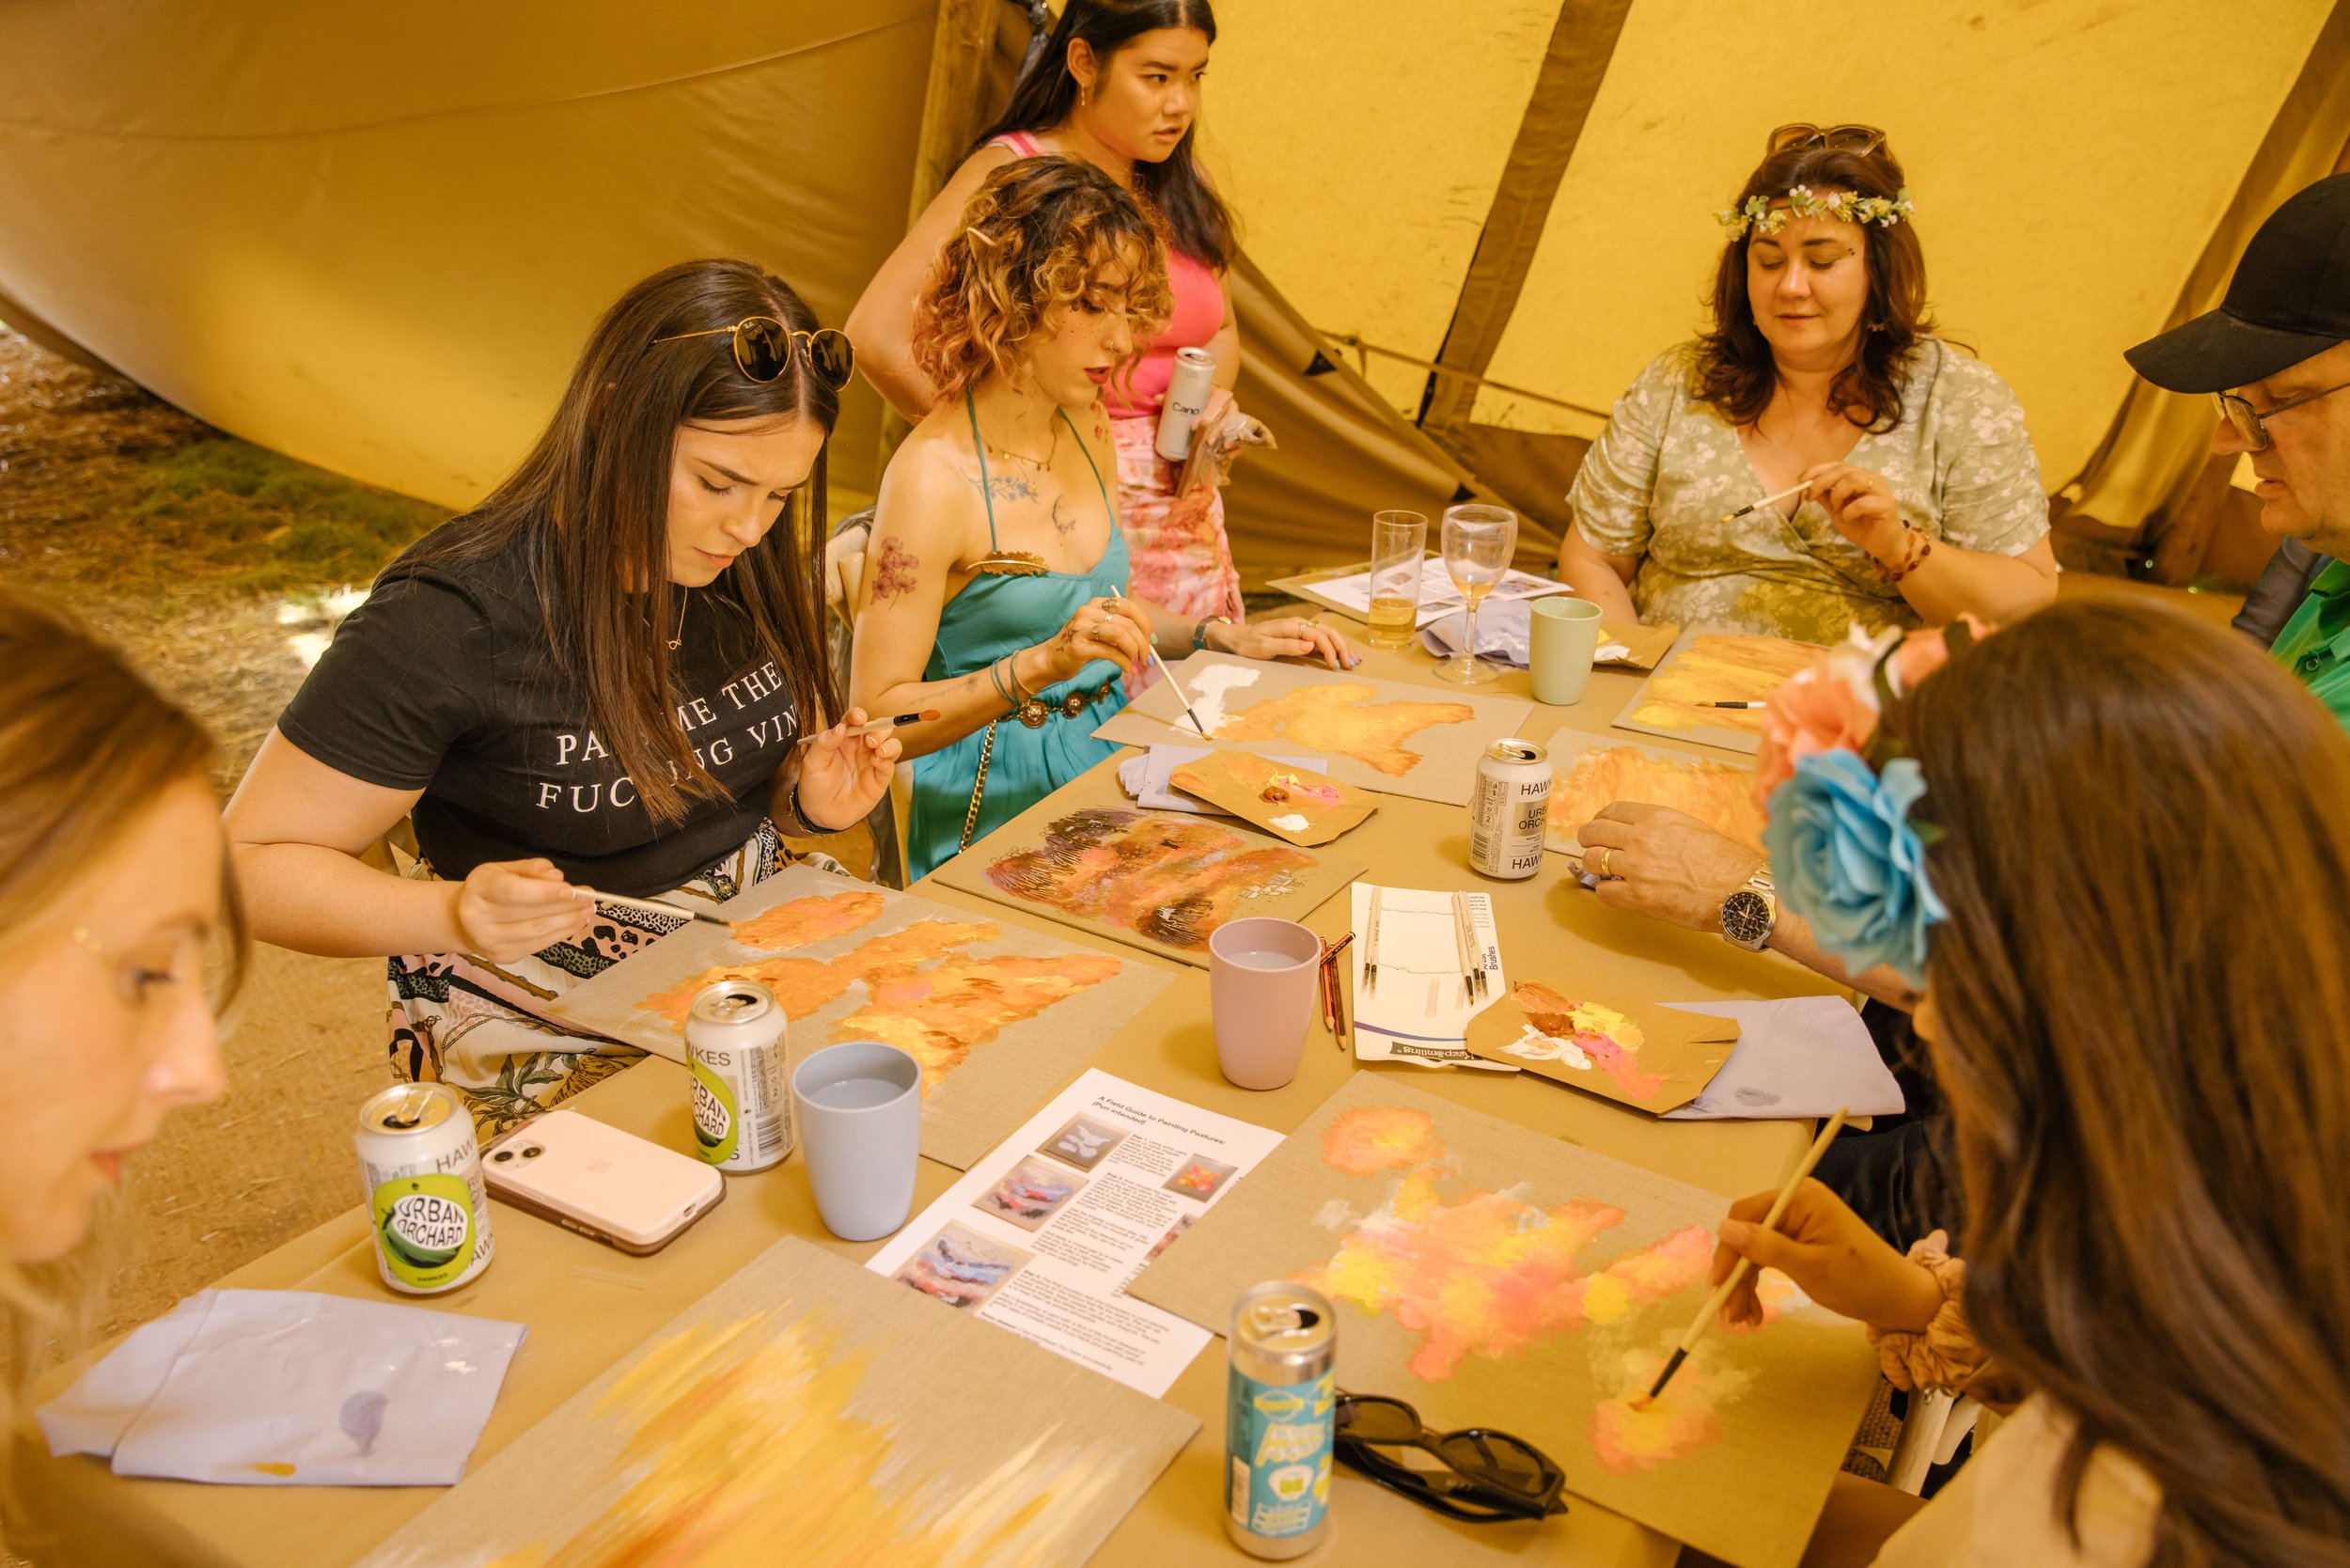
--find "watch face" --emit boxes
[1721,888,1773,945]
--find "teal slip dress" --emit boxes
[905,393,1133,880]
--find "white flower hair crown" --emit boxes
[1718,184,1915,240]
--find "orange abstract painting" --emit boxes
[980,807,1320,952]
[1631,634,1815,736]
[1545,745,1765,853]
[730,890,886,949]
[1216,682,1475,776]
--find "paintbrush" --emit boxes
[1364,888,1385,996]
[846,708,941,736]
[1115,584,1215,740]
[578,887,731,929]
[1698,700,1768,711]
[1319,933,1355,1051]
[1637,1107,1850,1408]
[1720,480,1811,525]
[1449,893,1479,1005]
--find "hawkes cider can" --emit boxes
[1468,736,1552,880]
[1226,1280,1337,1558]
[686,979,792,1172]
[1154,344,1217,462]
[357,1082,494,1295]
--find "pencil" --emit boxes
[1638,1106,1851,1407]
[579,887,730,929]
[1118,584,1215,739]
[1720,479,1811,525]
[846,708,941,736]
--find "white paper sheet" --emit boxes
[1309,558,1571,628]
[39,1290,525,1486]
[1349,883,1517,1072]
[865,1069,1282,1397]
[1657,997,1906,1120]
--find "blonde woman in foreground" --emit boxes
[0,586,231,1283]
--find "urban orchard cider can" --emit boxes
[356,1083,493,1295]
[1468,737,1551,880]
[685,980,792,1172]
[1227,1281,1337,1558]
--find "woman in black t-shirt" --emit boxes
[227,260,897,1135]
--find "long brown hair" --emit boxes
[915,157,1173,400]
[978,0,1232,271]
[1693,140,1931,431]
[1892,600,2350,1566]
[409,259,838,824]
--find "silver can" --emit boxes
[1468,737,1552,880]
[1154,344,1217,462]
[686,980,792,1172]
[356,1082,494,1295]
[1226,1281,1337,1559]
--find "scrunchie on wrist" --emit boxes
[1862,1232,1984,1392]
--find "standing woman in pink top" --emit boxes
[850,0,1246,630]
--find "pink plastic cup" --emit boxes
[1210,917,1323,1090]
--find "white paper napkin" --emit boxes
[39,1289,525,1486]
[1656,997,1905,1120]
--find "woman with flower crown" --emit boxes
[1553,125,2058,644]
[1675,599,2350,1567]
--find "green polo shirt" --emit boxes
[2273,557,2350,730]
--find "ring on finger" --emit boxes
[1593,846,1613,878]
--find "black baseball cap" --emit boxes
[2125,173,2350,393]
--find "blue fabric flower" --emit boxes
[1762,751,1947,987]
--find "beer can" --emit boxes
[1155,344,1217,463]
[685,980,792,1172]
[356,1083,494,1295]
[1226,1280,1337,1559]
[1468,737,1552,880]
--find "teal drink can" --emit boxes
[1225,1280,1336,1558]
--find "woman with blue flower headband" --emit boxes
[1554,125,2058,645]
[1680,599,2350,1567]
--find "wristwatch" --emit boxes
[1719,867,1777,950]
[1193,614,1232,651]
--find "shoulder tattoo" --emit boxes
[871,536,919,604]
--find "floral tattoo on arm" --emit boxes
[871,536,919,604]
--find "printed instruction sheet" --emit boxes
[866,1069,1283,1397]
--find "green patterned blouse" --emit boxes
[1567,339,2049,644]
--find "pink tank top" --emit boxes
[990,132,1226,419]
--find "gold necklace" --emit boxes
[668,590,689,651]
[977,406,1061,471]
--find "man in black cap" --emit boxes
[2127,171,2350,725]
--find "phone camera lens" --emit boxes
[521,1145,544,1159]
[492,1149,514,1163]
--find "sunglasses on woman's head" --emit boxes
[1333,1392,1567,1525]
[651,317,854,389]
[1767,122,1887,156]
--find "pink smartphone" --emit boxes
[482,1110,726,1256]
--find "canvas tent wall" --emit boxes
[0,0,2341,583]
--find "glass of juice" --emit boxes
[1366,510,1427,650]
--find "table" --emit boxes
[11,635,1845,1568]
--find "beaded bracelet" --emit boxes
[1884,529,1935,584]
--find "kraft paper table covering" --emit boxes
[352,1238,1198,1568]
[13,655,1856,1568]
[1092,651,1538,806]
[1267,563,1679,669]
[540,862,1174,1170]
[1127,1074,1882,1568]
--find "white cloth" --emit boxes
[39,1289,525,1486]
[1875,1396,2159,1568]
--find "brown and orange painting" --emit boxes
[1543,742,1765,855]
[959,806,1362,964]
[1215,682,1475,777]
[1622,633,1816,744]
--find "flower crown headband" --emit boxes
[1719,184,1916,241]
[1749,618,1982,987]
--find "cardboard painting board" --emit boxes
[1463,983,1741,1115]
[1127,1075,1879,1568]
[1094,652,1534,806]
[1168,747,1380,846]
[929,776,1365,969]
[1543,729,1765,856]
[541,864,1171,1170]
[357,1236,1197,1568]
[1610,630,1822,756]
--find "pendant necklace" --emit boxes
[668,589,689,651]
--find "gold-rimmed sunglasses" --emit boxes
[651,317,854,388]
[2215,380,2350,452]
[1767,122,1887,156]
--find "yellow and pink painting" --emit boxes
[1622,633,1817,745]
[1214,682,1475,777]
[1543,742,1766,855]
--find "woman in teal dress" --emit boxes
[851,157,1354,880]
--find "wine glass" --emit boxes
[1436,505,1517,684]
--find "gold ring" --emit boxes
[1594,846,1613,878]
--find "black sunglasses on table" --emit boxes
[1334,1392,1567,1525]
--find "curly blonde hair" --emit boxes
[915,156,1174,400]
